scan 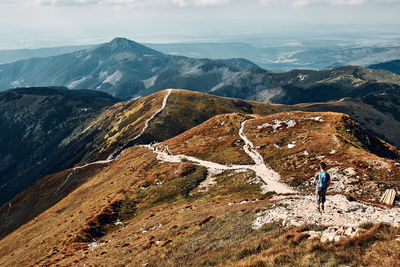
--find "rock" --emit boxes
[336,229,345,235]
[199,215,214,226]
[344,227,354,236]
[161,238,172,247]
[321,233,335,243]
[326,227,338,233]
[306,231,321,239]
[142,240,154,250]
[346,195,356,202]
[334,235,343,242]
[352,228,365,237]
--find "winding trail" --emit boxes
[239,120,296,194]
[107,89,172,160]
[57,89,172,192]
[56,159,114,192]
[143,143,253,173]
[144,118,295,194]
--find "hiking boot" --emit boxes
[317,207,321,214]
[322,205,325,212]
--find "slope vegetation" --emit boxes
[0,109,399,266]
[0,87,116,206]
[298,93,400,148]
[0,89,291,237]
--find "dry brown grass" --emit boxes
[0,110,399,266]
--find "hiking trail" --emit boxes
[57,89,172,192]
[145,118,295,194]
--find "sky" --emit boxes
[0,0,399,49]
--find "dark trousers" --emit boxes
[317,188,327,205]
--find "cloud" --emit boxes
[27,0,400,7]
[331,0,364,4]
[33,0,229,6]
[33,0,139,5]
[259,0,385,6]
[171,0,230,7]
[171,0,186,7]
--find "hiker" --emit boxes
[314,162,331,213]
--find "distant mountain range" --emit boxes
[146,42,400,71]
[210,66,400,104]
[368,59,400,75]
[0,45,93,64]
[0,38,248,99]
[0,38,399,103]
[2,40,400,72]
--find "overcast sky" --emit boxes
[0,0,399,49]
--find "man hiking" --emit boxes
[314,162,331,213]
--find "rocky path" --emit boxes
[145,118,295,194]
[253,193,400,242]
[239,119,296,194]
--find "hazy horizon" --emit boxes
[1,0,399,49]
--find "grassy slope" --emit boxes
[0,111,399,266]
[243,111,399,199]
[72,89,292,163]
[139,89,292,144]
[0,87,117,206]
[298,94,400,149]
[0,90,170,239]
[0,89,290,240]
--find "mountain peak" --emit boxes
[109,37,137,47]
[104,37,161,55]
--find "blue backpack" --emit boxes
[317,172,329,189]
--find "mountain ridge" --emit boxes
[0,87,117,206]
[368,59,400,75]
[2,87,400,211]
[1,88,400,235]
[1,38,399,103]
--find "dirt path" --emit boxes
[58,89,172,192]
[144,118,295,194]
[239,119,296,194]
[107,89,172,160]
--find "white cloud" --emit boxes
[332,0,365,4]
[259,0,387,6]
[292,0,311,6]
[171,0,186,7]
[33,0,229,6]
[27,0,399,7]
[170,0,229,7]
[34,0,138,5]
[194,0,229,6]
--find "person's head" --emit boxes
[320,162,327,171]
